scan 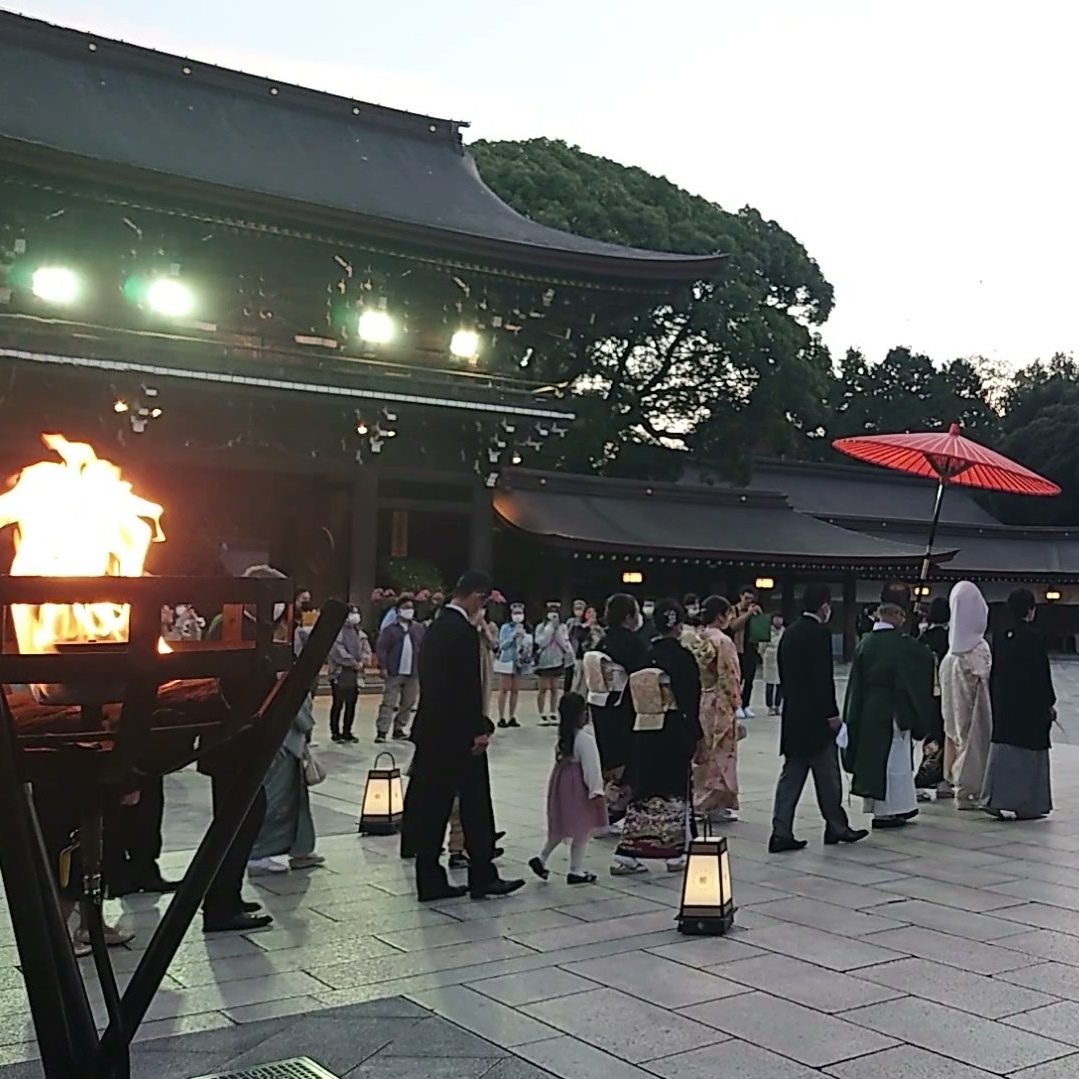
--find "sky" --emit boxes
[9,0,1079,369]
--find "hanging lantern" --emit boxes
[358,751,404,835]
[677,833,734,936]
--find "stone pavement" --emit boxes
[5,668,1079,1077]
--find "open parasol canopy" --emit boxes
[833,422,1060,581]
[833,422,1060,497]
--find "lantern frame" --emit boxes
[676,831,735,936]
[358,750,405,835]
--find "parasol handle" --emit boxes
[919,479,947,586]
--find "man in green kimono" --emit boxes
[842,603,933,830]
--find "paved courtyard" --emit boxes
[6,665,1079,1077]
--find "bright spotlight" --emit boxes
[450,329,480,360]
[146,278,195,318]
[31,266,80,305]
[113,400,129,414]
[358,309,394,344]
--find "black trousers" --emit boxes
[771,745,849,839]
[203,778,266,920]
[104,775,166,885]
[765,683,784,710]
[409,748,497,896]
[329,681,359,737]
[740,648,759,708]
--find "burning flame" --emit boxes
[0,434,165,654]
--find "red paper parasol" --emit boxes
[833,422,1060,580]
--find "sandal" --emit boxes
[73,926,135,948]
[610,861,648,876]
[568,871,597,885]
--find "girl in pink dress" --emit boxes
[529,692,608,884]
[691,595,743,822]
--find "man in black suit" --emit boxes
[408,570,525,902]
[769,583,868,853]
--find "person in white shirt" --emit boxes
[529,692,608,884]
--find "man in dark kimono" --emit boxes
[769,584,868,853]
[407,570,525,902]
[842,602,933,829]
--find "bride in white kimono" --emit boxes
[940,581,992,810]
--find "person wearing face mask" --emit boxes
[535,602,574,726]
[327,604,372,744]
[375,597,425,744]
[294,588,313,627]
[565,599,588,692]
[495,603,533,728]
[769,583,867,853]
[638,599,657,643]
[841,600,932,830]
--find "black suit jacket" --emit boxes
[410,606,490,761]
[777,614,839,759]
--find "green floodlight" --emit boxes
[145,277,195,318]
[31,266,80,305]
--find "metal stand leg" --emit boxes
[0,705,98,1076]
[95,619,341,1076]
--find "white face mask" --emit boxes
[273,602,286,621]
[686,606,700,618]
[347,612,361,626]
[547,612,559,622]
[398,608,415,621]
[642,604,655,617]
[512,612,525,624]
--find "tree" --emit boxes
[818,347,1001,451]
[471,138,835,474]
[994,402,1079,525]
[989,353,1079,524]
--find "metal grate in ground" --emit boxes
[191,1059,340,1079]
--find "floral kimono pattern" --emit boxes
[692,626,742,813]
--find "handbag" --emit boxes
[303,748,327,787]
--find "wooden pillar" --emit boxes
[469,481,494,578]
[842,573,857,662]
[349,466,378,613]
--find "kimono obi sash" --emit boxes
[629,667,676,731]
[583,651,628,707]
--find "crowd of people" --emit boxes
[52,569,1058,955]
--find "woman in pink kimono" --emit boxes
[690,595,743,822]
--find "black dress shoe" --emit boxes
[768,835,808,854]
[497,719,509,729]
[203,911,273,933]
[418,883,469,903]
[239,900,263,914]
[824,827,870,845]
[871,816,908,829]
[507,718,521,728]
[471,877,526,900]
[448,853,470,870]
[494,830,506,842]
[134,874,181,894]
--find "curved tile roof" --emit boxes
[0,12,725,284]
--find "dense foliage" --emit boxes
[472,138,1077,523]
